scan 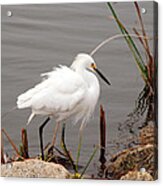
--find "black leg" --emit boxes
[39,117,50,160]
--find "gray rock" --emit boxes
[1,159,71,178]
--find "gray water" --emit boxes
[1,2,154,175]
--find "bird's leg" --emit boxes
[39,117,50,160]
[51,122,60,147]
[61,123,78,173]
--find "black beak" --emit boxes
[94,68,111,86]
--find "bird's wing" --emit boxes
[17,66,87,113]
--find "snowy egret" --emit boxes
[17,53,111,160]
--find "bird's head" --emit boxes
[71,53,111,86]
[71,53,95,70]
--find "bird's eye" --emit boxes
[91,63,96,69]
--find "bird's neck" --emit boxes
[71,61,84,71]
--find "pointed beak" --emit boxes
[91,63,111,86]
[94,68,111,86]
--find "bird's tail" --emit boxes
[1,106,18,119]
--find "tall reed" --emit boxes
[107,2,156,121]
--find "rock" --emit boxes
[120,171,154,181]
[105,144,156,180]
[1,159,71,178]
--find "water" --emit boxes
[1,2,154,175]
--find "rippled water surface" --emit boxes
[1,2,154,174]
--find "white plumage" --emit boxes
[17,53,100,127]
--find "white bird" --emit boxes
[17,53,111,160]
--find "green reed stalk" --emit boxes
[107,2,148,82]
[80,146,98,178]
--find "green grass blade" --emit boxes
[76,133,82,172]
[80,146,98,178]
